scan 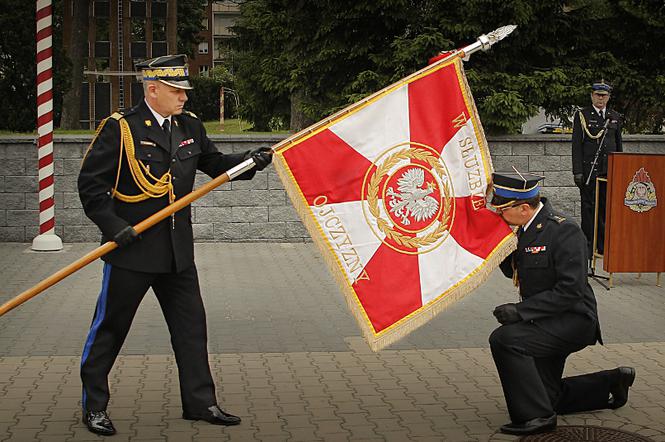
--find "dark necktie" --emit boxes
[599,109,604,120]
[162,119,171,140]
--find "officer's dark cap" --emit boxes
[491,171,544,208]
[136,54,192,90]
[591,80,612,95]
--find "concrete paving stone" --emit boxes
[314,419,349,435]
[247,398,277,411]
[246,387,276,399]
[341,424,383,439]
[366,370,395,381]
[398,422,442,438]
[20,403,53,416]
[324,381,352,392]
[280,414,314,428]
[354,395,387,408]
[0,396,26,411]
[359,405,393,420]
[337,412,371,428]
[461,419,495,435]
[386,399,416,412]
[330,401,363,415]
[251,433,292,442]
[0,411,17,425]
[326,390,356,403]
[297,375,324,386]
[193,437,232,442]
[298,385,328,397]
[377,388,408,400]
[164,432,199,441]
[408,393,440,405]
[10,415,47,430]
[287,426,321,441]
[7,429,43,442]
[373,429,413,441]
[270,391,301,403]
[37,420,75,436]
[438,397,472,410]
[307,407,339,421]
[277,402,308,416]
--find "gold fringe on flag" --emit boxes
[273,153,517,352]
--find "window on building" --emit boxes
[199,65,210,77]
[94,1,109,17]
[198,42,209,54]
[130,0,146,17]
[95,58,110,83]
[95,17,110,41]
[131,17,146,41]
[152,41,167,57]
[152,18,166,41]
[131,42,147,59]
[152,1,167,17]
[94,41,111,58]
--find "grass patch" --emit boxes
[1,118,288,136]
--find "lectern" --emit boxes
[602,152,664,287]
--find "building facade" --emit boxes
[186,1,241,77]
[63,1,240,129]
[63,0,191,129]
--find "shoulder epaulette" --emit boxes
[183,110,198,119]
[109,112,124,121]
[549,214,566,224]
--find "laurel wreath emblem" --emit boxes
[366,147,453,250]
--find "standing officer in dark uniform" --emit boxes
[78,55,273,435]
[572,80,623,259]
[488,171,635,436]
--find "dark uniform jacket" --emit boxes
[499,198,602,345]
[79,100,255,273]
[572,106,623,178]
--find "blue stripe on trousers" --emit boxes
[80,262,112,410]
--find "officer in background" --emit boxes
[571,80,623,259]
[488,171,635,436]
[78,55,272,435]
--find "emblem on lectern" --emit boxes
[624,167,657,213]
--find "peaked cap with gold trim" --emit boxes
[490,171,544,208]
[136,54,193,90]
[591,79,612,95]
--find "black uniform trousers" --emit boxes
[579,176,607,256]
[80,263,215,413]
[489,321,613,424]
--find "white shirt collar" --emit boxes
[144,99,171,127]
[593,105,605,116]
[523,202,544,232]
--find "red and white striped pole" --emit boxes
[32,0,62,251]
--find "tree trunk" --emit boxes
[60,1,89,130]
[290,88,310,132]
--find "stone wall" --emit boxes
[0,134,663,243]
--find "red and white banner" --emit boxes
[274,57,515,351]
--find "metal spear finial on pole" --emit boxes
[455,24,518,60]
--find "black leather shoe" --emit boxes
[609,366,636,409]
[183,405,241,426]
[83,410,116,435]
[500,414,557,435]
